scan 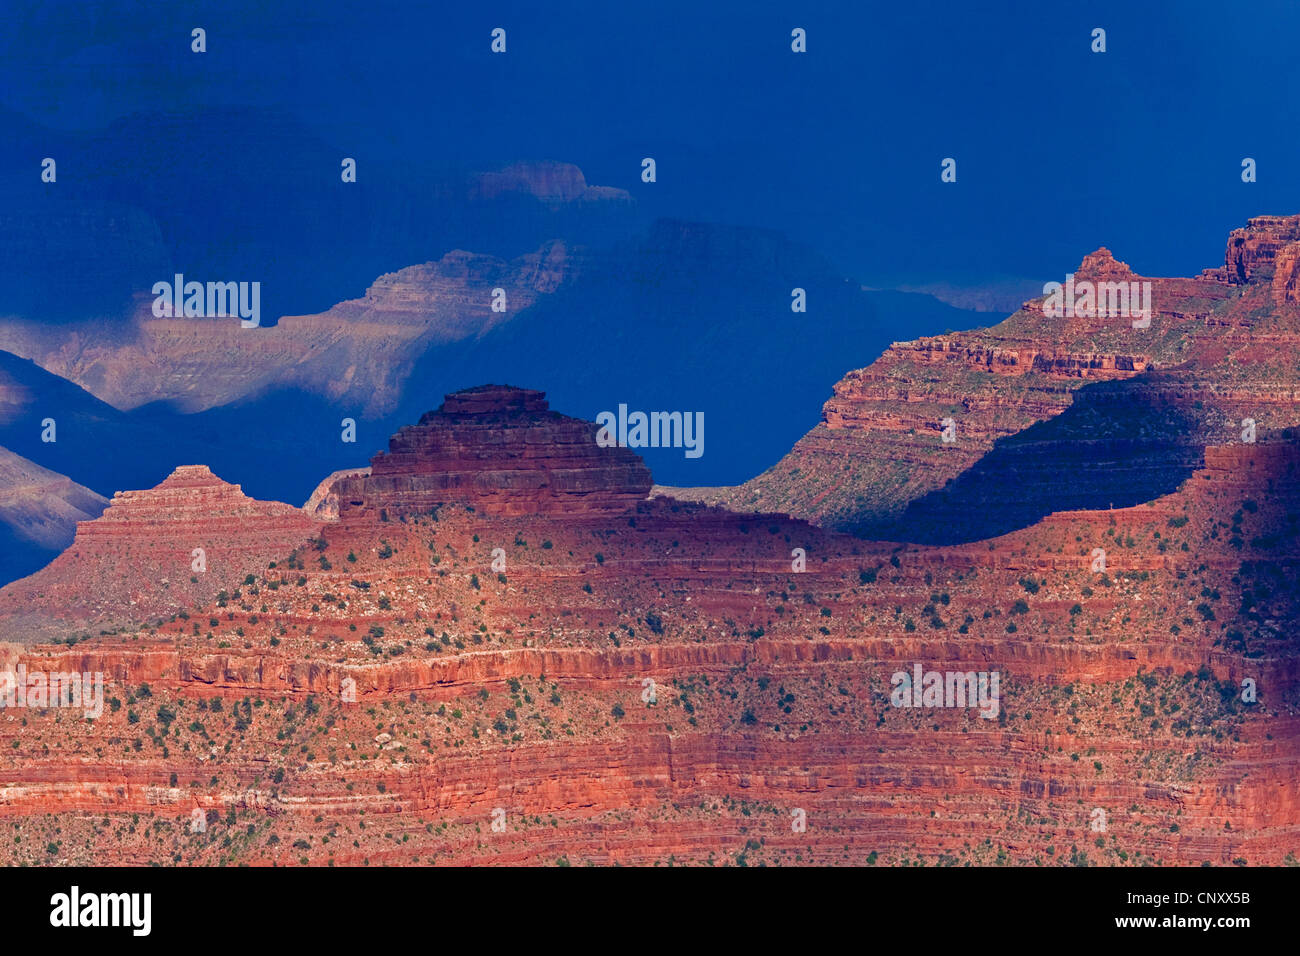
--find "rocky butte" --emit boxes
[334,385,653,519]
[0,465,322,644]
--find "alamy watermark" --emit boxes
[1042,273,1152,329]
[151,274,261,328]
[596,405,703,458]
[49,886,150,936]
[0,666,103,718]
[890,663,1000,719]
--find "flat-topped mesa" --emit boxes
[336,385,654,519]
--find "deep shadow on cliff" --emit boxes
[871,374,1207,544]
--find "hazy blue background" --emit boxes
[3,0,1294,284]
[0,0,1294,512]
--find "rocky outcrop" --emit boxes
[336,386,653,519]
[1270,241,1300,304]
[0,222,1296,867]
[302,467,370,520]
[0,465,322,642]
[1222,214,1300,284]
[658,330,1140,534]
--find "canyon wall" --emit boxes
[0,404,1295,865]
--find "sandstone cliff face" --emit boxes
[0,394,1296,866]
[668,215,1300,539]
[1222,214,1300,284]
[336,385,653,519]
[0,465,322,643]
